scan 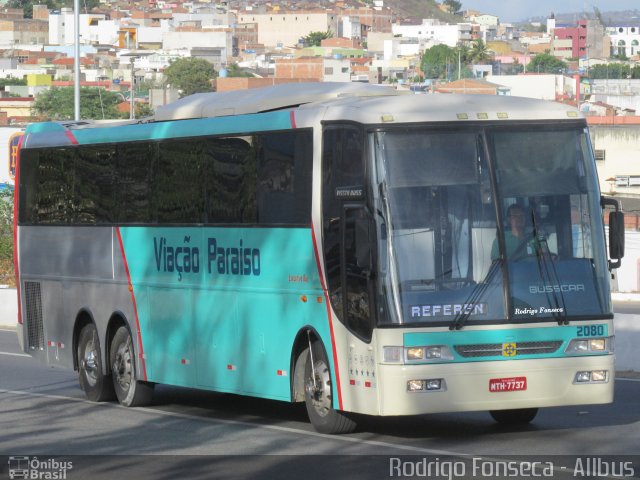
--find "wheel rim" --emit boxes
[81,336,99,387]
[113,337,133,391]
[305,359,332,418]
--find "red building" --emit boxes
[554,20,588,59]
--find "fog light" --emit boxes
[406,347,424,360]
[425,379,442,391]
[407,380,425,392]
[591,370,607,382]
[575,371,591,382]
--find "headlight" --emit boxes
[565,337,612,355]
[406,347,424,360]
[383,345,454,364]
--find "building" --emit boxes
[0,18,48,46]
[435,78,507,95]
[49,9,106,45]
[237,10,339,49]
[608,24,640,58]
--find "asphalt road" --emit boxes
[0,329,638,480]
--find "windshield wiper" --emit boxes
[530,208,568,325]
[450,260,500,331]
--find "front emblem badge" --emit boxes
[502,342,517,357]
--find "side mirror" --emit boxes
[601,196,624,270]
[608,210,625,269]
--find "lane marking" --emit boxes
[0,388,465,456]
[616,377,640,382]
[0,328,17,332]
[0,351,30,357]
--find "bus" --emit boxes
[14,83,625,434]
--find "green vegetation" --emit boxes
[163,57,217,97]
[0,186,14,287]
[302,31,333,47]
[32,87,123,120]
[588,63,640,79]
[0,77,27,88]
[527,53,568,74]
[420,40,491,80]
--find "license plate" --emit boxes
[489,376,527,392]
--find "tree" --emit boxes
[225,63,253,78]
[443,0,462,15]
[302,30,333,47]
[163,57,217,97]
[527,53,567,74]
[470,39,492,64]
[0,186,14,287]
[32,87,123,120]
[421,44,457,79]
[0,77,26,88]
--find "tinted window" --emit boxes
[19,129,313,227]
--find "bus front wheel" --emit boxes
[303,342,356,434]
[77,323,114,402]
[110,326,154,407]
[490,408,538,425]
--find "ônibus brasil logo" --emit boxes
[7,456,73,479]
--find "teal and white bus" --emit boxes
[14,83,624,433]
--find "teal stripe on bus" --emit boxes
[118,226,335,402]
[404,324,609,363]
[24,110,295,146]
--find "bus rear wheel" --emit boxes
[490,408,538,425]
[110,326,154,407]
[77,323,114,402]
[303,342,356,434]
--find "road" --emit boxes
[0,328,639,480]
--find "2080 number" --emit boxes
[577,325,605,337]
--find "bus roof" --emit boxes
[22,84,584,148]
[152,82,404,121]
[308,91,584,124]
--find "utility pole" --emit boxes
[73,0,80,121]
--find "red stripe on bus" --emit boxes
[115,227,148,381]
[311,225,344,411]
[65,131,79,145]
[289,110,297,129]
[13,134,23,324]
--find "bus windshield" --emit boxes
[372,125,611,326]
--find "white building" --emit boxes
[607,25,640,57]
[322,57,351,82]
[383,37,420,60]
[392,19,461,48]
[49,8,106,45]
[340,15,362,40]
[162,29,231,53]
[487,74,573,101]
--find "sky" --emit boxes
[459,0,640,23]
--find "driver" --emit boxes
[491,204,530,260]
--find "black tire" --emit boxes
[303,342,356,434]
[77,323,115,402]
[110,326,154,407]
[490,408,538,425]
